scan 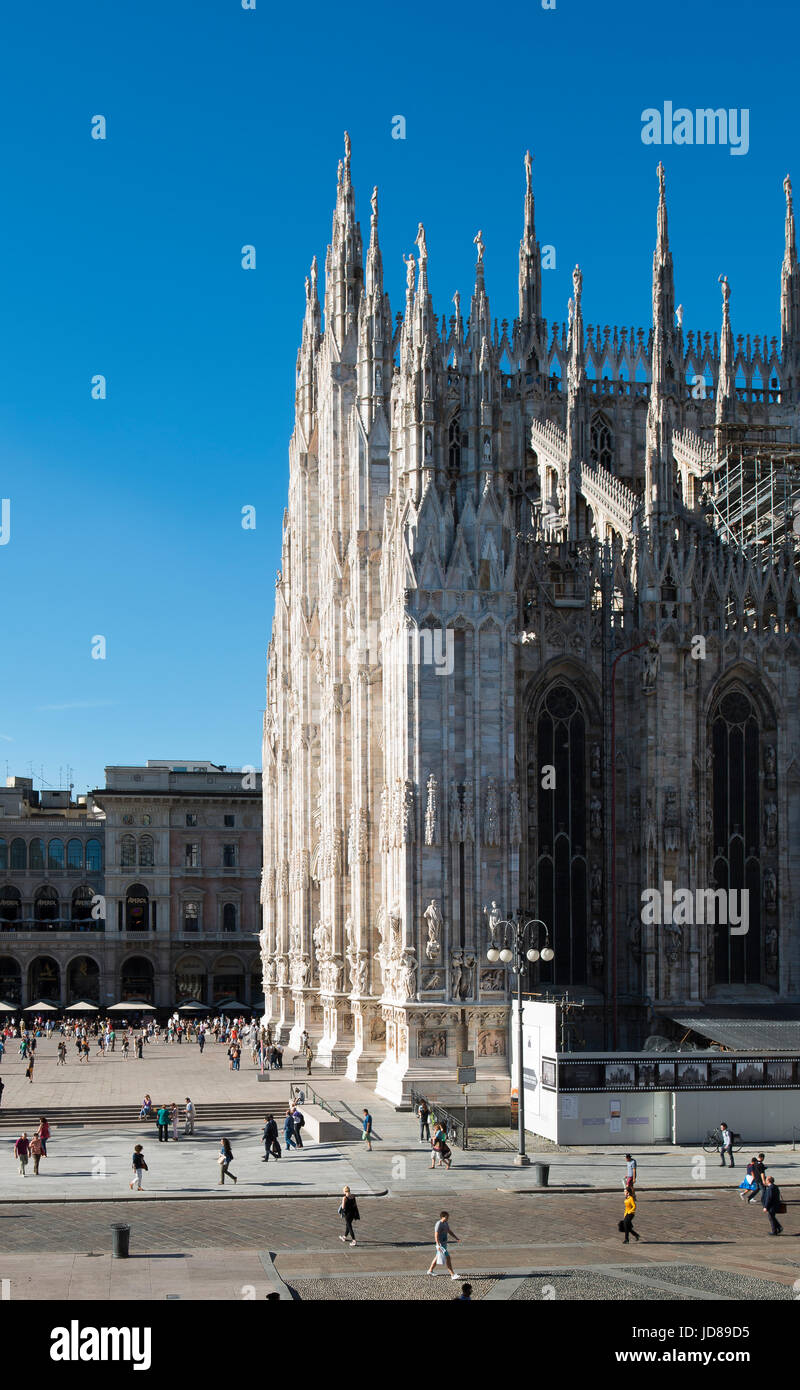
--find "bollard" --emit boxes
[111,1223,130,1258]
[532,1161,550,1188]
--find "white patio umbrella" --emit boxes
[0,1000,18,1012]
[24,1000,58,1012]
[106,1000,156,1012]
[177,1000,210,1012]
[65,1001,100,1012]
[217,1000,250,1012]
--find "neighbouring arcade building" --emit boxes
[0,762,262,1013]
[261,137,800,1107]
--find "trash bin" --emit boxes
[111,1223,130,1259]
[532,1161,550,1187]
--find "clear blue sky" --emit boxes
[0,0,795,795]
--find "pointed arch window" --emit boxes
[710,689,763,985]
[529,683,589,986]
[447,416,462,474]
[590,412,614,471]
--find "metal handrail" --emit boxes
[410,1086,466,1149]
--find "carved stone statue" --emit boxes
[451,951,475,1001]
[313,922,331,957]
[423,899,443,961]
[484,900,502,948]
[590,920,604,971]
[379,784,390,852]
[764,800,777,849]
[765,745,776,788]
[642,642,660,694]
[590,796,602,840]
[591,743,601,785]
[590,863,602,910]
[403,253,415,293]
[396,950,418,1002]
[764,868,777,911]
[416,222,428,264]
[664,921,682,965]
[663,787,679,854]
[628,913,642,962]
[473,229,485,264]
[765,924,778,973]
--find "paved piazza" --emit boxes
[0,1038,798,1301]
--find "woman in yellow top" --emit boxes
[622,1190,640,1244]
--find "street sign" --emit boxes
[458,1050,474,1068]
[457,1066,476,1085]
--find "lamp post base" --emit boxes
[513,1154,531,1167]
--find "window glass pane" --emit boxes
[29,838,45,871]
[86,839,102,873]
[48,839,65,871]
[66,838,83,871]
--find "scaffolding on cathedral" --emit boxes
[702,423,800,556]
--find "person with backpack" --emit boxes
[430,1122,452,1170]
[130,1144,148,1191]
[291,1105,305,1147]
[262,1114,280,1161]
[218,1137,237,1185]
[621,1187,640,1243]
[338,1185,360,1245]
[418,1099,431,1143]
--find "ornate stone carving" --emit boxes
[590,920,604,971]
[421,969,444,990]
[508,783,522,846]
[358,807,369,862]
[590,795,602,840]
[664,921,682,965]
[764,868,777,911]
[628,912,641,962]
[275,955,289,986]
[590,742,601,785]
[478,1028,506,1057]
[423,898,443,961]
[379,784,390,852]
[663,787,679,853]
[590,863,602,912]
[483,777,500,846]
[319,955,344,995]
[462,779,475,842]
[642,642,660,694]
[765,923,778,973]
[424,773,440,845]
[480,968,506,993]
[418,1029,447,1058]
[764,744,776,788]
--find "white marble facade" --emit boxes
[261,140,800,1104]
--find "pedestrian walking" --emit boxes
[122,1035,129,1059]
[762,1175,785,1235]
[36,1117,50,1157]
[362,1109,373,1152]
[184,1097,195,1135]
[30,1133,45,1175]
[417,1098,431,1143]
[198,1031,205,1055]
[262,1114,280,1161]
[14,1132,30,1176]
[25,1056,34,1084]
[621,1188,640,1243]
[291,1105,305,1148]
[338,1185,360,1245]
[130,1144,148,1191]
[426,1211,462,1280]
[430,1122,452,1170]
[157,1104,170,1143]
[170,1102,179,1141]
[57,1040,67,1066]
[283,1108,297,1151]
[719,1121,735,1168]
[136,1035,143,1059]
[304,1044,313,1076]
[218,1137,237,1185]
[624,1153,637,1192]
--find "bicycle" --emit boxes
[702,1127,743,1154]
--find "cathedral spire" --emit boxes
[715,274,735,428]
[645,164,679,526]
[296,254,321,430]
[470,230,491,346]
[518,150,542,335]
[365,186,383,299]
[414,222,435,347]
[565,264,585,536]
[323,131,364,352]
[781,174,800,393]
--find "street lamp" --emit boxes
[485,906,553,1166]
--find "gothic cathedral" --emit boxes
[260,137,800,1104]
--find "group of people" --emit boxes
[738,1152,785,1234]
[138,1095,196,1138]
[12,1117,50,1175]
[416,1099,453,1170]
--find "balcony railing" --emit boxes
[0,919,105,934]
